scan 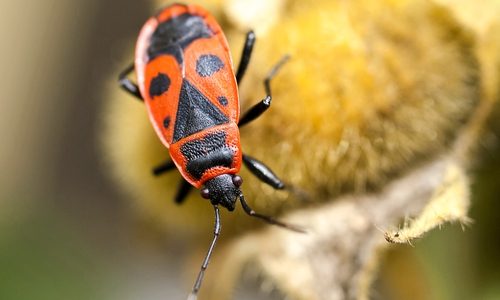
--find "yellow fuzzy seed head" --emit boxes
[237,0,479,213]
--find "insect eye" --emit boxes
[200,188,210,199]
[232,175,243,187]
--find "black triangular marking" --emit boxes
[172,79,229,143]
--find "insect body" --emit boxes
[119,3,300,299]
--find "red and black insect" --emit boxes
[119,3,300,299]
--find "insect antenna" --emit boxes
[239,193,306,233]
[187,205,221,300]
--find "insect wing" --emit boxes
[184,35,239,123]
[142,55,184,147]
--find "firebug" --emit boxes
[118,3,302,299]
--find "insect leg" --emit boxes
[152,161,193,203]
[152,160,176,176]
[242,154,285,190]
[235,30,256,85]
[238,55,290,127]
[239,193,305,233]
[174,179,193,204]
[119,62,143,100]
[187,205,221,300]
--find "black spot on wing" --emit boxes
[173,79,229,143]
[163,116,171,129]
[218,96,228,106]
[196,54,224,77]
[149,73,171,98]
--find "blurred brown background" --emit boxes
[0,0,187,299]
[1,0,499,299]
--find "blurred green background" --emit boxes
[1,0,499,299]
